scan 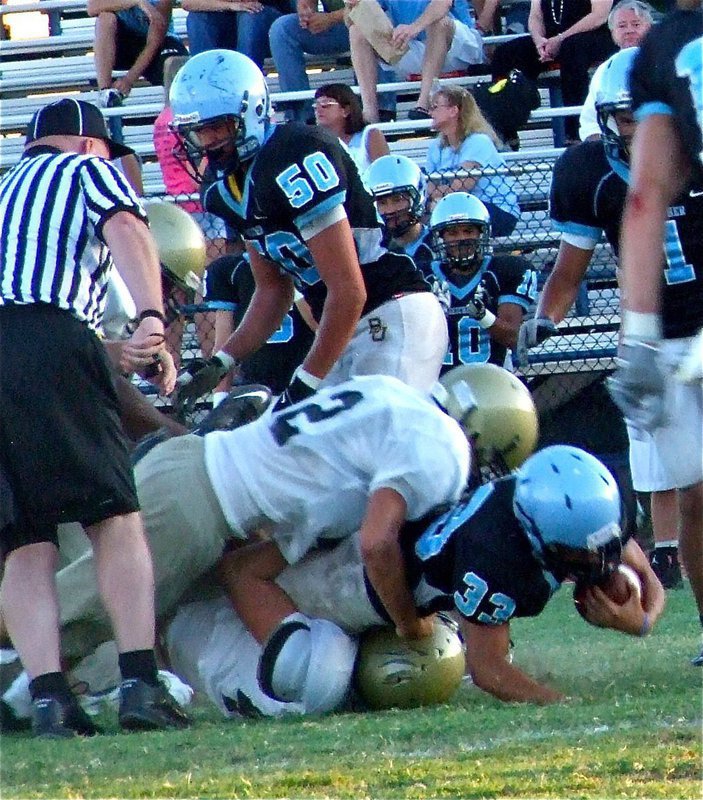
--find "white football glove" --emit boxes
[607,339,667,433]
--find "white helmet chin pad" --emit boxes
[258,613,358,715]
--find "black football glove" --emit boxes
[173,352,238,416]
[273,369,320,413]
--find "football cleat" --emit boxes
[118,678,191,731]
[650,546,683,590]
[31,695,100,739]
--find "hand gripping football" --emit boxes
[573,564,642,621]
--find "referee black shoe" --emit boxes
[31,696,100,739]
[118,679,191,732]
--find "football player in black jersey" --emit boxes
[520,44,703,665]
[365,154,436,275]
[427,192,537,373]
[217,443,664,706]
[619,7,703,665]
[204,252,315,403]
[167,50,447,413]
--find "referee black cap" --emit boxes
[25,98,135,160]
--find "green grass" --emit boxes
[2,589,701,799]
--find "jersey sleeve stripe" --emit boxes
[634,101,674,122]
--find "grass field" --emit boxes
[1,587,701,799]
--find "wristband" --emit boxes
[622,311,662,341]
[639,612,651,637]
[212,391,230,408]
[214,350,238,372]
[478,309,497,329]
[295,366,323,390]
[138,308,167,326]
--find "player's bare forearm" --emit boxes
[462,620,565,704]
[620,115,689,319]
[538,241,594,323]
[359,489,427,639]
[304,219,366,379]
[217,540,296,644]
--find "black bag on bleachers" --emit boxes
[472,69,540,149]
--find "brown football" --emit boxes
[573,564,642,621]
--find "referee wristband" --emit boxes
[138,308,167,326]
[478,309,497,329]
[639,612,651,637]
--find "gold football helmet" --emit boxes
[438,363,538,473]
[354,615,465,710]
[144,201,207,295]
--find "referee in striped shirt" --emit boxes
[0,98,190,738]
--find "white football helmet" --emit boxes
[429,192,492,277]
[258,613,358,715]
[354,614,465,710]
[364,154,427,236]
[169,50,271,174]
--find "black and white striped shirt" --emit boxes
[0,145,146,332]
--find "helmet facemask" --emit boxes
[432,221,490,279]
[375,188,423,238]
[596,101,634,165]
[171,114,245,179]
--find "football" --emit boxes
[573,564,642,622]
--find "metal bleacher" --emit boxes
[0,0,619,383]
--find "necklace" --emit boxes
[550,0,563,27]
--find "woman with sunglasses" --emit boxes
[313,83,390,177]
[426,84,520,237]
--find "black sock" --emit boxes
[29,672,73,703]
[699,614,703,629]
[118,649,159,687]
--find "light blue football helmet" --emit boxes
[364,155,427,235]
[513,445,623,582]
[595,47,639,164]
[169,50,271,174]
[429,192,492,276]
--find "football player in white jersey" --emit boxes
[51,374,470,682]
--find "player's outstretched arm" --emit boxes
[462,620,566,704]
[538,241,595,324]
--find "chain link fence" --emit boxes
[147,159,623,448]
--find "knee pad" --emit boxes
[258,612,358,715]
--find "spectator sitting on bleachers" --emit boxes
[578,0,653,140]
[313,83,390,175]
[89,0,188,107]
[269,0,350,123]
[426,84,520,237]
[348,0,484,123]
[182,0,294,67]
[490,0,617,143]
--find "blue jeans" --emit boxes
[187,4,291,68]
[268,14,350,122]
